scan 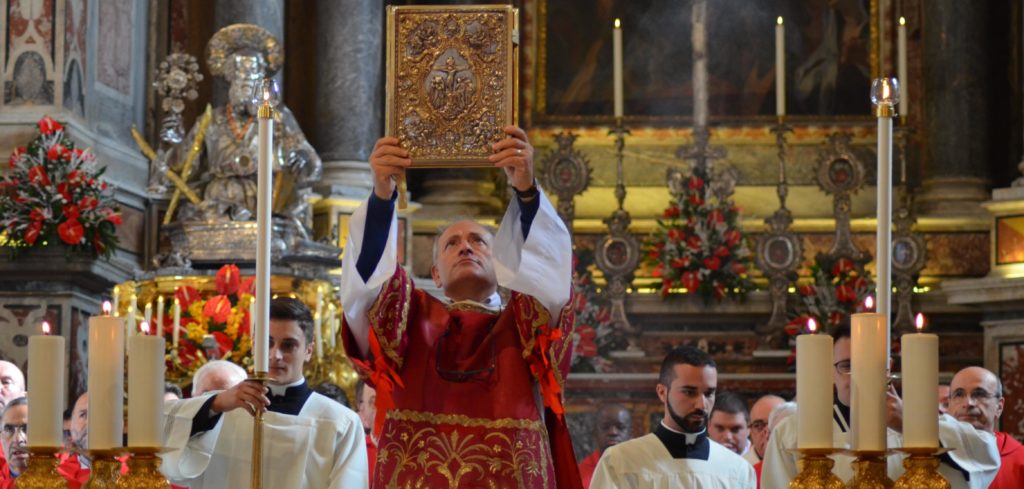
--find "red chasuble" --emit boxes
[344,265,580,489]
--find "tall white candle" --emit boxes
[172,299,181,348]
[144,302,153,329]
[253,88,275,374]
[851,313,888,451]
[898,17,908,116]
[127,294,137,337]
[88,302,124,450]
[776,17,785,116]
[156,295,165,334]
[902,313,939,447]
[314,311,323,361]
[796,319,833,448]
[128,322,165,447]
[613,19,624,118]
[326,305,337,349]
[876,86,894,354]
[691,1,708,127]
[28,321,64,447]
[112,287,120,317]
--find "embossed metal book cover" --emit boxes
[386,5,519,168]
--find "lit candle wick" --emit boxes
[42,321,51,335]
[102,300,112,315]
[915,312,925,332]
[140,321,150,335]
[807,317,818,333]
[864,295,875,310]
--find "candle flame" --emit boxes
[102,300,112,315]
[42,321,51,335]
[614,18,621,29]
[807,317,818,333]
[140,321,150,335]
[899,16,906,26]
[864,295,874,310]
[915,313,925,331]
[777,16,783,25]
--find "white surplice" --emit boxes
[761,410,1000,489]
[591,434,756,489]
[159,392,368,488]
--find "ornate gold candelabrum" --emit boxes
[788,448,844,489]
[116,448,170,489]
[82,449,124,489]
[249,371,271,489]
[844,451,893,489]
[15,446,65,489]
[893,448,950,489]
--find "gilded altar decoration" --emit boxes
[644,159,755,304]
[1,116,122,258]
[386,5,518,167]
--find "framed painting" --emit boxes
[535,0,878,124]
[998,341,1024,438]
[996,215,1024,266]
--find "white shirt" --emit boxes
[592,425,756,489]
[159,392,368,488]
[761,408,1000,489]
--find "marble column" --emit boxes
[212,0,285,106]
[309,0,383,198]
[918,0,991,216]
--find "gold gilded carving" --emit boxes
[387,6,518,168]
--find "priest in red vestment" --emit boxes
[950,366,1024,489]
[342,127,581,489]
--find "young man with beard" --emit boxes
[591,346,755,488]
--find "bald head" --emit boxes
[750,395,785,458]
[949,366,1004,433]
[0,361,26,409]
[193,360,247,396]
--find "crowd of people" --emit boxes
[0,129,1022,488]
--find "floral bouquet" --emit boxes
[570,250,627,373]
[169,264,256,371]
[644,163,754,304]
[1,116,121,258]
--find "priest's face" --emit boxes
[0,361,25,409]
[749,395,784,458]
[1,403,28,475]
[657,364,717,433]
[949,367,1004,433]
[708,410,750,455]
[269,319,313,385]
[833,337,852,406]
[431,221,498,302]
[69,393,88,450]
[594,405,632,452]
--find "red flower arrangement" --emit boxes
[168,264,256,372]
[644,164,755,304]
[0,116,120,257]
[570,250,627,373]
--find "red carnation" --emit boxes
[38,116,63,135]
[681,271,700,291]
[23,221,42,245]
[714,245,730,257]
[686,235,702,250]
[104,209,122,225]
[688,194,704,206]
[29,208,47,222]
[667,229,685,242]
[663,206,681,218]
[836,284,856,303]
[27,166,50,186]
[78,195,98,210]
[832,258,854,276]
[707,209,725,225]
[204,295,233,324]
[211,331,235,357]
[47,144,70,161]
[671,258,687,269]
[67,170,87,185]
[215,264,242,295]
[57,182,72,201]
[175,286,201,309]
[240,276,255,296]
[57,218,85,244]
[703,256,721,271]
[724,229,742,247]
[8,147,25,168]
[62,204,81,220]
[688,176,704,190]
[799,284,815,297]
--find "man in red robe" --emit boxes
[950,366,1024,489]
[577,404,632,488]
[342,127,580,489]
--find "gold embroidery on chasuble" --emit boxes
[376,409,553,489]
[368,265,413,368]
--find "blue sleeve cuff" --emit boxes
[355,190,397,282]
[518,193,540,240]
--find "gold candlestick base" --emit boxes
[116,448,170,489]
[788,448,844,489]
[893,448,951,489]
[15,446,65,489]
[844,451,893,489]
[82,449,125,489]
[249,371,272,489]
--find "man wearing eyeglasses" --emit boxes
[0,397,27,486]
[342,130,579,488]
[762,325,1000,489]
[949,366,1023,489]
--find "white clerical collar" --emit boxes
[660,421,706,445]
[444,291,502,312]
[268,377,306,396]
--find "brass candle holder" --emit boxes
[788,448,844,489]
[843,451,893,489]
[249,371,271,489]
[15,446,65,489]
[82,449,125,489]
[893,447,950,489]
[116,447,170,489]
